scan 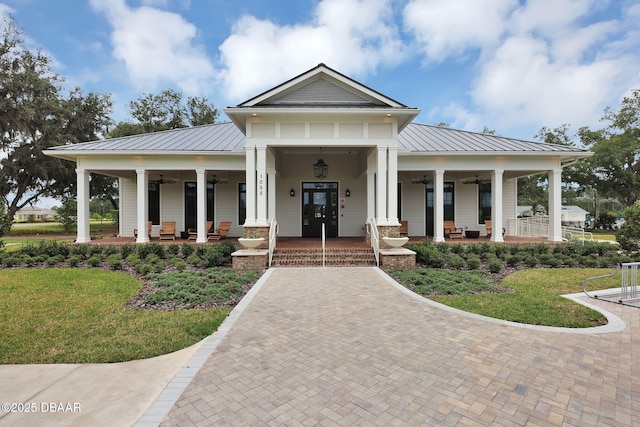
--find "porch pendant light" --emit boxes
[313,158,329,179]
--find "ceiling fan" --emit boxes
[462,175,489,185]
[154,174,176,185]
[411,175,431,184]
[208,174,228,184]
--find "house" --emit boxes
[561,205,589,227]
[14,205,56,222]
[46,64,592,245]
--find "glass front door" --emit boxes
[302,182,338,238]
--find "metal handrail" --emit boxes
[368,218,380,267]
[321,223,326,267]
[268,218,278,267]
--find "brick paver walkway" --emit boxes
[160,268,639,426]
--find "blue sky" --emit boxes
[2,0,639,142]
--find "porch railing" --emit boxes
[367,219,380,267]
[515,216,594,242]
[268,218,278,267]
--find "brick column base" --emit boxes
[232,250,268,272]
[380,248,416,269]
[242,224,270,249]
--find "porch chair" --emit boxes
[208,221,232,241]
[443,220,464,239]
[159,221,176,241]
[187,221,214,241]
[399,220,409,237]
[133,221,153,240]
[484,220,505,238]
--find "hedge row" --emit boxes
[0,241,237,273]
[406,240,631,273]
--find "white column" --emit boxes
[244,147,256,225]
[196,169,207,243]
[135,169,150,243]
[118,177,124,237]
[267,167,276,222]
[76,169,91,243]
[433,170,445,243]
[387,146,399,225]
[367,170,376,221]
[256,146,268,224]
[491,169,504,243]
[376,147,387,224]
[548,168,563,242]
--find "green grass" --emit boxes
[392,268,621,328]
[0,269,231,364]
[7,221,117,236]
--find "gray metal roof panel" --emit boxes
[53,122,246,152]
[398,124,589,153]
[50,121,590,155]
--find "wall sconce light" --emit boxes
[290,188,295,197]
[345,188,351,197]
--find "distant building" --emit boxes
[14,206,56,221]
[561,205,588,227]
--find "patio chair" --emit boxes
[484,220,505,238]
[443,220,464,239]
[208,221,231,241]
[187,221,214,241]
[399,220,408,237]
[133,221,153,240]
[159,221,176,241]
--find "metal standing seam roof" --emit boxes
[48,121,590,155]
[397,124,589,153]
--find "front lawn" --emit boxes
[0,269,234,364]
[389,268,620,328]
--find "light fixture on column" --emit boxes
[313,158,329,179]
[290,188,295,197]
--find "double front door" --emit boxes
[302,182,338,238]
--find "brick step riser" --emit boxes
[271,249,376,267]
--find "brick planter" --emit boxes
[232,249,268,272]
[380,248,416,269]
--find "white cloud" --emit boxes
[471,35,621,128]
[408,0,640,133]
[90,0,215,95]
[217,0,406,102]
[403,0,517,62]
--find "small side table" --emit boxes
[465,230,480,239]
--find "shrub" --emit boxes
[523,255,538,268]
[545,257,562,268]
[137,243,165,260]
[171,257,187,272]
[181,243,195,257]
[167,243,180,256]
[87,254,104,267]
[187,253,202,267]
[448,253,465,270]
[46,255,65,266]
[88,245,104,256]
[504,254,521,267]
[68,255,84,267]
[69,244,89,259]
[487,258,503,273]
[387,268,498,296]
[120,243,136,259]
[107,254,123,270]
[466,254,481,270]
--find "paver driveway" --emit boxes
[159,267,639,426]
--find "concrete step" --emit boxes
[271,248,376,267]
